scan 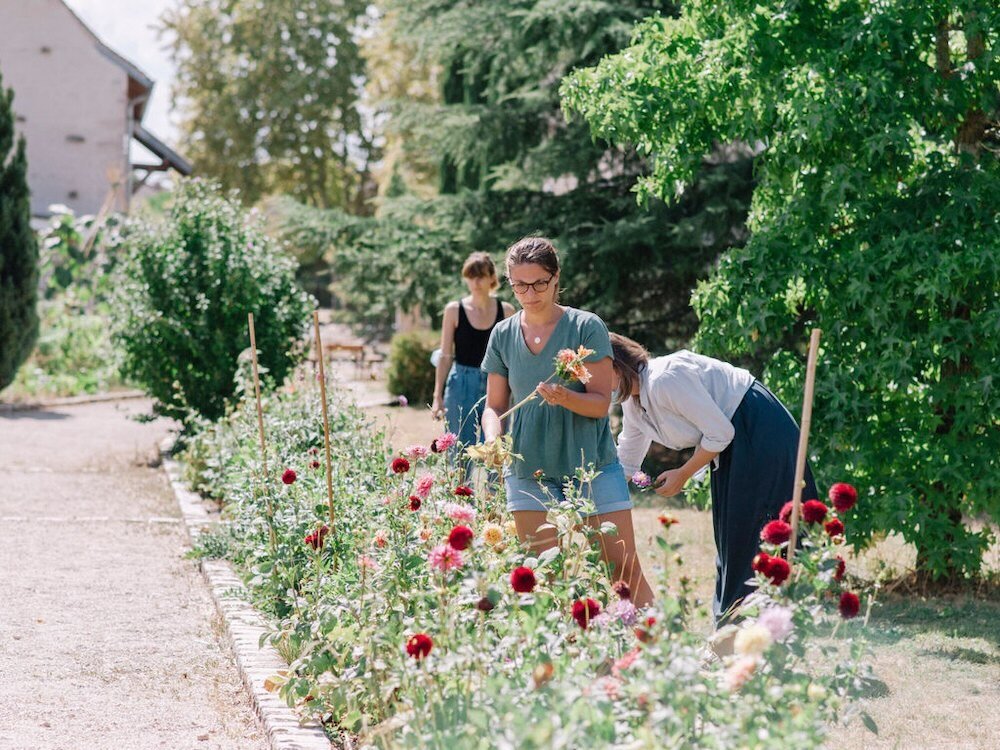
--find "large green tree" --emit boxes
[162,0,374,211]
[0,72,38,391]
[563,1,1000,580]
[352,0,754,350]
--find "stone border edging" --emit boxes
[160,449,331,750]
[0,389,147,413]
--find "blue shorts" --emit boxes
[504,462,632,517]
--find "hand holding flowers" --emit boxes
[498,345,594,420]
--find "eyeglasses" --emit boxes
[509,274,554,294]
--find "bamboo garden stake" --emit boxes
[313,311,336,527]
[787,328,822,569]
[247,313,276,549]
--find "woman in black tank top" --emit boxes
[432,253,514,457]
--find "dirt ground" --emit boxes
[0,400,266,750]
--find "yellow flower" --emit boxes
[504,520,518,537]
[482,523,503,546]
[734,624,773,657]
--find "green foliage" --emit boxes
[162,0,374,211]
[334,0,753,350]
[386,329,438,406]
[182,378,876,748]
[6,210,127,400]
[110,179,313,427]
[0,72,38,392]
[563,1,1000,579]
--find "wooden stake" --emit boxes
[788,328,822,567]
[313,311,336,528]
[248,313,276,550]
[248,313,269,477]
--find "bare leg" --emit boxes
[513,510,558,553]
[586,510,654,608]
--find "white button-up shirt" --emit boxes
[616,350,754,477]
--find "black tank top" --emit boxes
[454,298,503,367]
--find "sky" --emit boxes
[64,0,179,147]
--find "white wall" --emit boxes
[0,0,129,216]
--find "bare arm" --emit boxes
[536,357,614,419]
[655,445,719,497]
[481,372,511,442]
[431,303,458,419]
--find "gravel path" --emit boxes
[0,400,267,750]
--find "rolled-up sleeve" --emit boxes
[616,402,653,478]
[654,367,735,453]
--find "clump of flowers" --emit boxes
[304,525,329,550]
[801,499,829,523]
[761,519,792,544]
[430,432,457,453]
[414,473,434,498]
[631,470,651,488]
[428,544,465,573]
[825,517,845,538]
[510,566,537,593]
[839,591,861,619]
[453,485,473,498]
[828,482,858,512]
[405,444,429,460]
[554,345,595,384]
[481,523,504,546]
[442,502,476,524]
[753,552,790,585]
[281,468,297,485]
[757,606,794,641]
[447,525,474,551]
[571,597,601,629]
[734,623,773,656]
[406,633,432,659]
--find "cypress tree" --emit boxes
[0,71,38,391]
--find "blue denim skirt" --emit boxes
[443,363,487,448]
[504,461,632,517]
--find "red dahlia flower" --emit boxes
[281,468,297,485]
[761,520,792,545]
[612,580,632,600]
[406,633,433,659]
[571,598,601,629]
[453,485,474,497]
[391,457,410,474]
[754,552,790,585]
[635,616,656,643]
[779,501,794,523]
[408,495,422,511]
[801,499,829,524]
[828,482,858,512]
[510,566,537,593]
[304,525,330,550]
[833,556,846,581]
[447,525,474,551]
[839,591,861,619]
[310,460,321,469]
[824,518,845,537]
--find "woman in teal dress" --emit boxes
[480,237,653,607]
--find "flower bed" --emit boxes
[183,375,877,748]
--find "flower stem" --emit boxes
[498,373,557,421]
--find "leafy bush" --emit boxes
[182,377,876,748]
[562,3,1000,580]
[110,179,313,426]
[385,329,438,406]
[0,72,38,392]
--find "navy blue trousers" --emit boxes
[710,380,817,624]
